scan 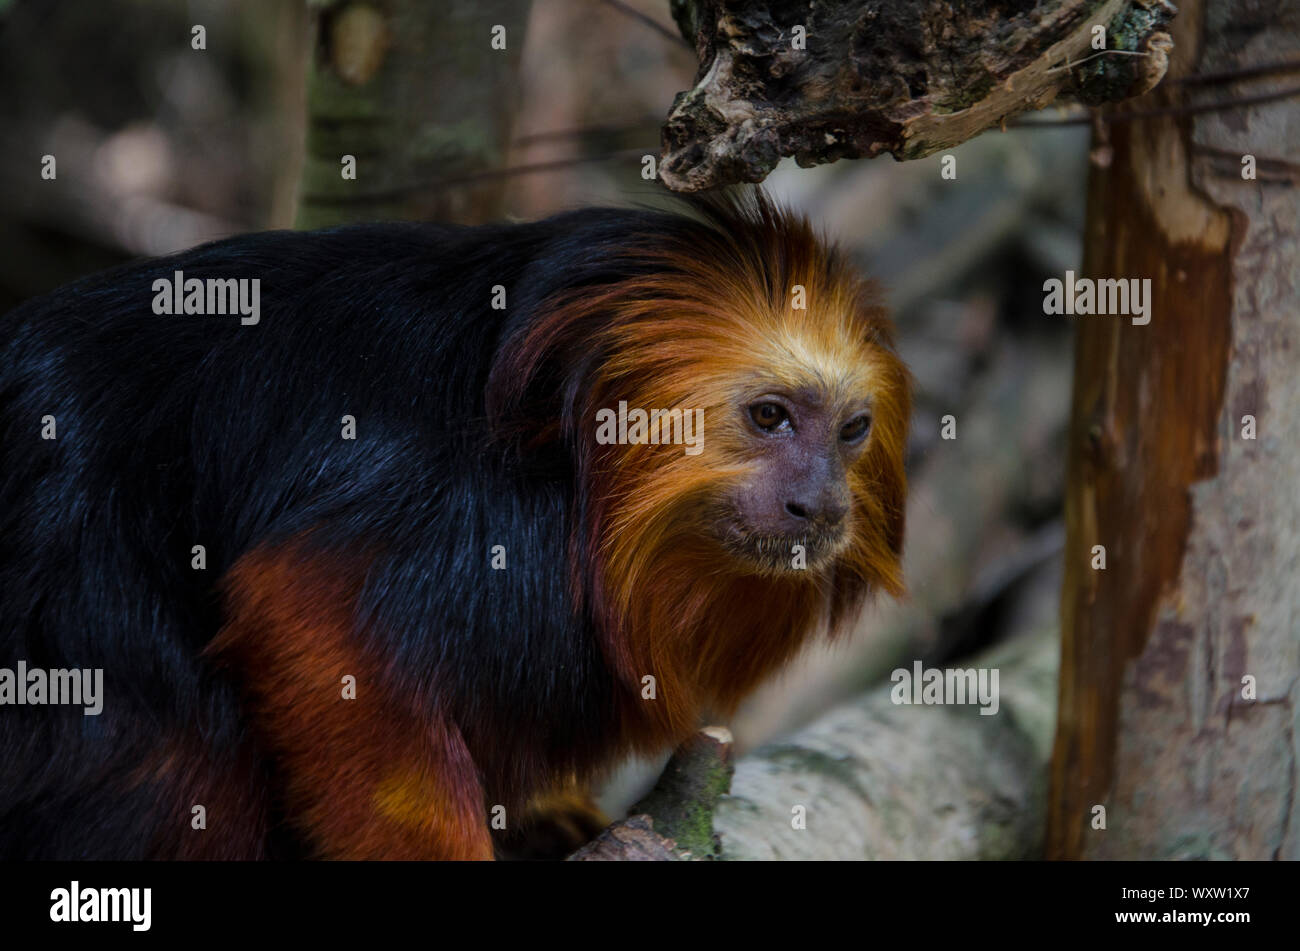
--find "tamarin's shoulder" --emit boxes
[3,192,812,312]
[0,203,703,345]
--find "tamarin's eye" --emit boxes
[840,414,872,444]
[749,402,791,433]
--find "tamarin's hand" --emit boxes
[0,189,909,859]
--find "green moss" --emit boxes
[1070,2,1176,104]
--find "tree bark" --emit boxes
[294,0,531,228]
[1048,0,1300,859]
[660,0,1176,191]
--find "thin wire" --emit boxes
[1168,57,1300,86]
[597,0,690,47]
[1011,83,1300,128]
[431,148,649,187]
[514,118,661,147]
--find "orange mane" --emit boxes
[491,190,910,750]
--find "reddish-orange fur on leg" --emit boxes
[210,541,492,860]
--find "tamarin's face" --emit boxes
[683,316,905,579]
[715,384,874,573]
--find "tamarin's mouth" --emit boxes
[715,522,852,575]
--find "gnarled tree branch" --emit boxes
[660,0,1177,191]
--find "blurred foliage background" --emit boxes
[0,0,1086,792]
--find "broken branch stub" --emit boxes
[660,0,1177,192]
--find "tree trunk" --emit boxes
[294,0,531,228]
[1048,0,1300,859]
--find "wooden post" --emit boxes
[1048,0,1300,859]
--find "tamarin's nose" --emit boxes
[784,496,847,527]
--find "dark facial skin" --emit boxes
[714,391,873,573]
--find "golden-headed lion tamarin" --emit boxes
[0,189,909,859]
